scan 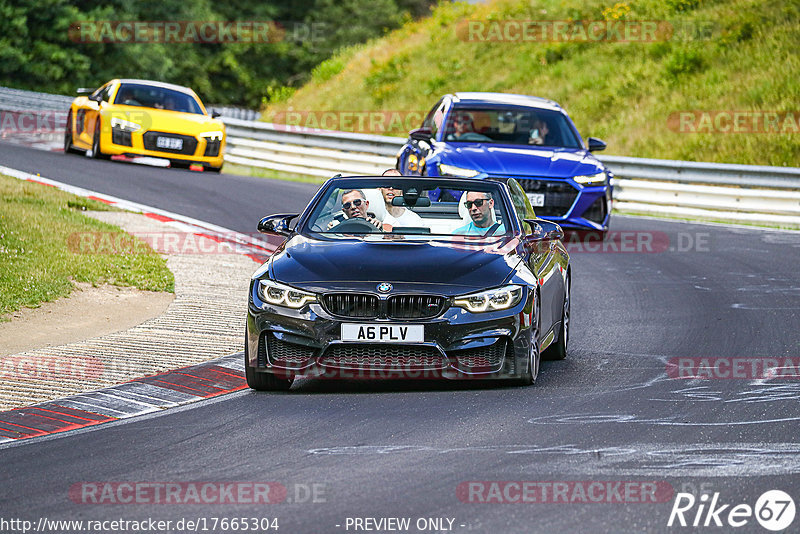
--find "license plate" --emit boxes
[341,324,424,343]
[156,136,183,150]
[527,193,545,207]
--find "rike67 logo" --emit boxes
[668,490,795,531]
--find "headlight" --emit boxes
[438,163,480,178]
[573,172,606,185]
[110,118,141,132]
[199,130,224,140]
[258,280,316,309]
[454,285,524,313]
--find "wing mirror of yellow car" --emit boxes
[211,110,222,119]
[88,93,103,103]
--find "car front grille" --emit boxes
[111,128,132,147]
[322,293,380,318]
[322,293,447,319]
[451,340,506,370]
[516,178,580,217]
[262,333,317,368]
[142,131,198,155]
[387,295,447,319]
[320,344,446,370]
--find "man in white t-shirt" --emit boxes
[379,169,426,229]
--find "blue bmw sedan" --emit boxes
[397,92,612,234]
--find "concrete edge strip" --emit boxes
[0,353,247,444]
[0,162,281,443]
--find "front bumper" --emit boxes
[246,282,536,381]
[102,127,225,168]
[511,177,611,231]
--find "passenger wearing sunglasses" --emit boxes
[326,189,382,230]
[453,191,506,236]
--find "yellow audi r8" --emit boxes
[64,79,225,172]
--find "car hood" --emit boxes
[438,144,603,178]
[268,235,521,295]
[108,106,224,133]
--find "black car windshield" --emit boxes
[304,178,513,238]
[444,106,581,148]
[114,84,204,114]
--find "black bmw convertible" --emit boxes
[246,175,570,390]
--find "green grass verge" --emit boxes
[0,174,174,321]
[263,0,799,167]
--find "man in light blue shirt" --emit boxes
[454,191,506,236]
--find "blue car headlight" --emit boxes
[573,172,606,186]
[454,285,523,313]
[258,279,316,309]
[438,163,481,178]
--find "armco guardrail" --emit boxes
[0,86,797,228]
[222,118,800,228]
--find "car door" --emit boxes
[78,83,113,146]
[398,97,447,175]
[507,178,564,341]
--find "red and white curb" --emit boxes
[0,164,287,444]
[0,354,246,444]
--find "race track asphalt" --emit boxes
[2,142,799,533]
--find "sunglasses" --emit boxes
[342,198,364,210]
[464,198,489,209]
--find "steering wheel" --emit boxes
[456,132,493,142]
[331,218,381,233]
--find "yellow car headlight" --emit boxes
[110,118,142,132]
[258,280,316,309]
[573,172,606,186]
[438,163,480,178]
[454,285,524,313]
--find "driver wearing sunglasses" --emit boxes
[327,189,382,230]
[453,191,506,236]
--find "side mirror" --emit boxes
[524,219,564,241]
[257,213,298,237]
[587,137,607,152]
[211,110,222,118]
[88,93,103,103]
[409,127,433,142]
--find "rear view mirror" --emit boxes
[258,214,298,237]
[587,137,607,152]
[409,127,432,141]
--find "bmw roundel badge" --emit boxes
[377,282,393,293]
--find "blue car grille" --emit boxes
[516,179,580,217]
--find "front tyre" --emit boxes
[544,273,570,360]
[518,290,541,386]
[244,341,293,391]
[91,121,107,159]
[64,111,77,154]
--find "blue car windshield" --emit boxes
[114,84,204,115]
[304,178,513,238]
[444,106,581,148]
